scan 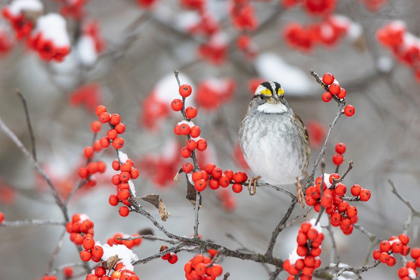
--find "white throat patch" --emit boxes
[257,102,288,113]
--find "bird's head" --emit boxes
[250,81,289,113]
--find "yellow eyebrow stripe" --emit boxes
[261,88,272,96]
[278,88,284,95]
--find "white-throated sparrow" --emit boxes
[239,81,311,201]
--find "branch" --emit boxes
[323,220,340,263]
[118,234,179,245]
[265,199,298,258]
[0,219,65,227]
[16,89,37,161]
[257,183,297,200]
[0,116,68,221]
[353,223,377,265]
[46,229,66,274]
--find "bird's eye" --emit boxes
[258,95,264,100]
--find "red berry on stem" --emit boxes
[197,139,207,151]
[183,162,194,173]
[100,137,110,148]
[110,113,121,125]
[181,147,192,158]
[119,206,129,217]
[186,139,197,150]
[186,106,198,119]
[112,137,125,149]
[95,105,107,116]
[109,194,119,206]
[171,99,183,111]
[322,73,335,85]
[344,105,355,117]
[91,121,102,133]
[179,84,192,97]
[99,112,111,123]
[332,154,343,165]
[337,87,346,99]
[322,92,332,102]
[232,183,243,193]
[190,126,201,138]
[351,184,361,196]
[115,123,126,134]
[335,142,346,154]
[359,189,371,201]
[84,146,94,158]
[195,179,207,192]
[329,83,340,95]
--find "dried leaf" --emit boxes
[174,168,183,183]
[140,194,160,208]
[158,198,171,221]
[186,175,202,207]
[106,255,121,270]
[138,228,154,236]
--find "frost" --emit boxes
[288,247,304,265]
[79,214,90,222]
[177,120,195,128]
[35,14,70,47]
[97,242,139,271]
[323,173,332,189]
[255,53,313,96]
[9,0,43,15]
[128,180,136,197]
[329,263,358,280]
[408,268,416,279]
[76,36,97,66]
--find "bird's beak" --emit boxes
[267,94,280,104]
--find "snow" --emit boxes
[255,53,314,96]
[119,151,129,163]
[347,22,362,42]
[9,0,43,15]
[177,120,195,128]
[329,263,358,279]
[323,173,332,189]
[76,36,98,66]
[175,11,201,31]
[35,14,70,47]
[309,218,323,234]
[128,180,136,197]
[408,268,416,279]
[154,73,194,107]
[96,242,139,271]
[79,214,90,222]
[288,247,304,265]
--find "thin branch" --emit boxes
[257,183,297,199]
[50,262,86,275]
[223,272,231,280]
[324,220,339,263]
[268,267,282,280]
[132,243,185,265]
[0,116,68,221]
[118,235,179,245]
[265,199,298,258]
[16,89,37,161]
[353,223,377,265]
[389,179,420,215]
[0,219,65,227]
[46,229,66,274]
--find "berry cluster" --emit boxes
[236,35,257,60]
[320,72,355,117]
[67,213,94,244]
[86,262,139,280]
[160,245,179,264]
[109,155,140,217]
[283,220,323,280]
[332,142,346,166]
[197,36,228,65]
[373,234,420,279]
[59,0,86,19]
[376,21,420,83]
[27,14,71,62]
[2,1,42,39]
[230,1,258,32]
[189,164,248,193]
[187,13,220,37]
[194,78,236,111]
[184,254,224,280]
[83,21,105,54]
[107,233,142,250]
[306,174,371,235]
[283,15,356,53]
[70,84,102,111]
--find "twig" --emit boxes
[315,160,326,226]
[50,262,86,275]
[389,179,420,216]
[265,199,298,258]
[46,229,66,274]
[268,267,282,280]
[353,223,377,265]
[132,243,186,265]
[223,272,231,280]
[0,116,68,221]
[324,220,340,263]
[118,235,179,245]
[16,89,37,161]
[257,183,297,199]
[0,219,65,227]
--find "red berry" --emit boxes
[351,184,362,196]
[91,121,102,133]
[179,84,192,97]
[197,139,207,151]
[115,123,126,134]
[100,137,110,148]
[183,162,194,173]
[80,250,92,262]
[337,87,346,99]
[168,254,178,264]
[107,129,118,140]
[373,249,381,260]
[195,179,207,192]
[335,142,346,154]
[63,267,73,278]
[78,167,89,179]
[328,83,340,95]
[411,247,420,259]
[329,173,340,183]
[130,168,139,179]
[109,195,119,206]
[219,175,230,188]
[83,237,95,250]
[380,240,391,252]
[212,167,223,179]
[346,206,357,218]
[186,106,198,119]
[95,266,106,277]
[171,99,183,111]
[112,160,120,171]
[232,183,243,193]
[209,179,219,190]
[119,206,129,217]
[322,91,333,102]
[322,72,335,85]
[112,137,125,149]
[179,124,191,135]
[344,105,355,117]
[359,189,371,201]
[84,146,94,158]
[190,126,201,138]
[110,113,121,125]
[186,139,197,150]
[332,154,343,165]
[95,105,107,116]
[204,163,216,174]
[399,234,409,245]
[181,147,192,158]
[92,245,104,259]
[99,112,111,123]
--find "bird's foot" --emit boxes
[296,177,305,208]
[247,176,261,196]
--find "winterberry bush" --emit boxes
[1,0,420,280]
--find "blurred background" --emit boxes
[1,0,420,279]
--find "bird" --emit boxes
[238,81,311,203]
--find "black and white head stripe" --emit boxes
[254,81,283,96]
